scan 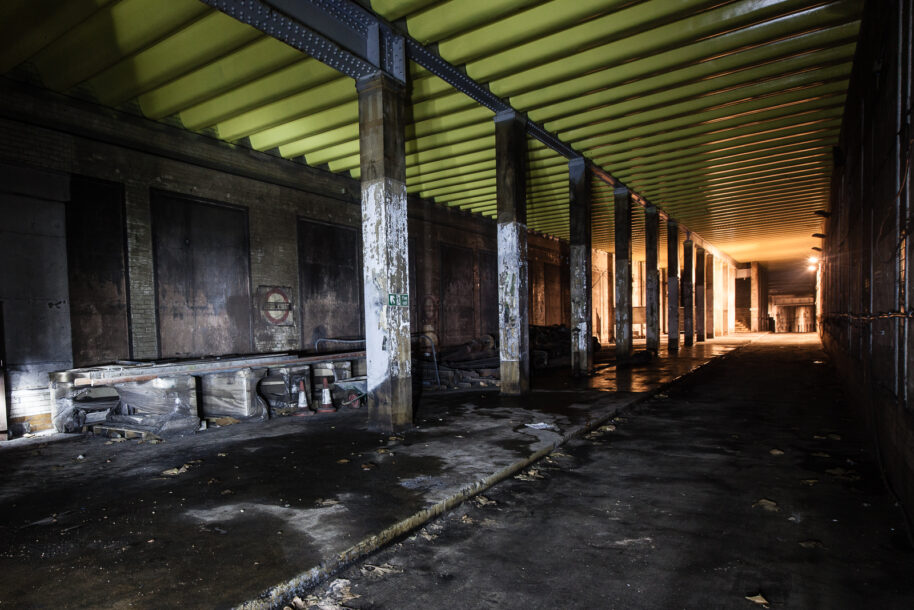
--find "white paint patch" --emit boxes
[185,502,348,555]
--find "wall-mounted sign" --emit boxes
[257,285,294,326]
[388,293,409,307]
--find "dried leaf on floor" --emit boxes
[799,539,824,549]
[336,458,350,464]
[769,449,784,456]
[217,452,227,457]
[388,435,404,442]
[826,467,860,481]
[360,563,403,578]
[211,417,240,426]
[811,452,830,458]
[161,465,189,476]
[827,433,842,441]
[419,529,437,542]
[801,479,818,486]
[514,468,544,481]
[753,498,780,512]
[376,448,390,454]
[290,595,307,609]
[460,514,476,525]
[361,461,377,471]
[745,593,769,606]
[221,489,234,495]
[599,424,617,433]
[315,498,340,507]
[474,495,496,507]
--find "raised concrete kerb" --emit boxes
[234,342,754,609]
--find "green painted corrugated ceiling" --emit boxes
[0,0,862,264]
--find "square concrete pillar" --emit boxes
[682,239,694,347]
[750,262,761,331]
[667,220,680,351]
[705,252,715,339]
[569,158,592,375]
[695,246,706,342]
[357,72,412,432]
[614,186,633,361]
[644,205,660,352]
[495,110,529,394]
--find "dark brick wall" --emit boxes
[820,0,914,514]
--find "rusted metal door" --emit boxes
[478,251,498,338]
[67,176,130,367]
[298,219,362,348]
[152,191,252,358]
[440,244,476,346]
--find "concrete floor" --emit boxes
[2,334,912,608]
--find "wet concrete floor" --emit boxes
[6,334,890,608]
[311,334,914,609]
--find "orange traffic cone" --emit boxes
[317,377,336,413]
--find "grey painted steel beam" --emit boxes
[207,0,738,266]
[202,0,405,82]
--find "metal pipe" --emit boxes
[314,337,365,351]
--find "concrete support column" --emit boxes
[727,265,736,335]
[682,239,694,346]
[705,252,715,339]
[495,110,529,394]
[667,220,680,351]
[569,158,592,375]
[357,73,412,431]
[644,205,660,352]
[614,186,633,361]
[695,247,706,342]
[750,262,761,331]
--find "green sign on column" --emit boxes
[388,293,409,307]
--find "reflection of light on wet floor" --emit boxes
[573,335,763,393]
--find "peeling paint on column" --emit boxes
[570,244,592,372]
[683,239,694,347]
[695,246,706,343]
[357,72,411,432]
[644,205,660,352]
[667,219,680,351]
[614,186,633,361]
[569,157,592,375]
[498,220,529,394]
[362,177,411,429]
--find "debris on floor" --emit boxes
[799,539,824,549]
[360,563,403,579]
[525,422,559,431]
[745,593,770,606]
[753,498,780,512]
